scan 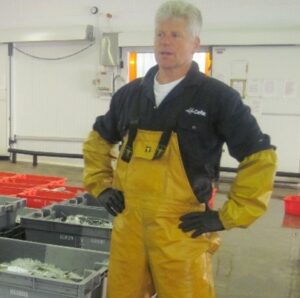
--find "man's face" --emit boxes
[154,18,199,73]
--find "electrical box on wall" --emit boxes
[100,33,119,66]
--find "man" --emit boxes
[83,1,277,297]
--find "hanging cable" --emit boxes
[13,42,95,61]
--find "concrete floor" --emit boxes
[0,160,299,298]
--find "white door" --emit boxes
[0,44,9,157]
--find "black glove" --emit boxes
[98,188,125,216]
[179,209,224,238]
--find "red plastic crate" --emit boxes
[2,174,66,187]
[0,182,41,190]
[19,186,85,208]
[38,185,85,193]
[284,195,300,216]
[0,185,30,196]
[282,213,300,228]
[0,172,17,181]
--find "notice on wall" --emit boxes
[262,79,280,98]
[284,80,298,99]
[246,79,262,97]
[230,79,246,99]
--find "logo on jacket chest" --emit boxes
[185,107,207,117]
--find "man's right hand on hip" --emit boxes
[98,188,125,216]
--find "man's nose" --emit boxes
[160,34,172,45]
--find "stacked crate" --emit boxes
[0,172,84,207]
[0,172,109,297]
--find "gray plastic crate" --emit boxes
[0,196,26,231]
[0,238,108,298]
[16,207,39,224]
[60,196,114,220]
[61,193,107,208]
[21,204,112,251]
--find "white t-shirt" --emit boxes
[154,74,185,106]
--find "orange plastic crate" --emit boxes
[284,195,300,216]
[19,186,85,208]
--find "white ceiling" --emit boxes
[0,0,299,32]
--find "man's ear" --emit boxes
[193,36,200,52]
[194,36,201,51]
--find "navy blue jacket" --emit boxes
[93,62,273,202]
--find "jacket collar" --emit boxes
[141,61,206,101]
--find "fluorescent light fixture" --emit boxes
[0,25,94,43]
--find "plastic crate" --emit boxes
[36,185,85,196]
[16,207,39,224]
[0,196,27,231]
[0,238,108,298]
[21,204,112,252]
[0,185,30,196]
[0,172,17,180]
[0,181,41,189]
[0,224,25,239]
[19,186,85,208]
[2,173,66,187]
[282,213,300,229]
[62,193,104,207]
[284,195,300,216]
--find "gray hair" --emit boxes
[155,1,202,38]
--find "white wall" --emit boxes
[0,0,299,168]
[212,46,300,173]
[11,40,111,166]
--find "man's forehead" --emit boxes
[155,18,188,30]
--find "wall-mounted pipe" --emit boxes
[8,43,13,147]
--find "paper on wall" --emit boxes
[262,79,280,98]
[246,79,262,97]
[230,79,246,99]
[284,80,298,99]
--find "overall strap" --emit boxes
[121,79,143,162]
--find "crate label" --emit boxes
[86,238,107,245]
[9,289,29,297]
[59,234,74,241]
[80,237,108,246]
[90,238,102,244]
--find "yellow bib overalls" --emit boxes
[108,127,220,298]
